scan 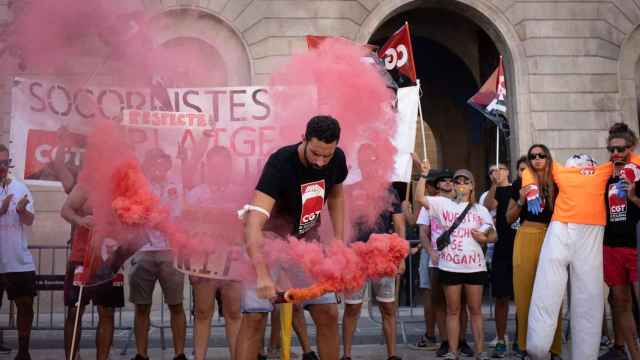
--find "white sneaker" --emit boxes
[488,335,509,348]
[443,352,459,360]
[488,336,498,348]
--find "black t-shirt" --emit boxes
[349,183,402,242]
[604,176,640,248]
[510,178,554,224]
[493,185,517,261]
[256,143,348,239]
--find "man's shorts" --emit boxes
[129,250,185,306]
[604,246,638,286]
[418,248,432,289]
[241,262,338,313]
[0,271,37,300]
[490,257,514,298]
[344,276,395,304]
[63,262,124,308]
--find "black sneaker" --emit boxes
[598,346,628,360]
[387,357,402,360]
[437,341,450,357]
[303,351,320,360]
[173,354,187,360]
[459,340,474,357]
[13,353,31,360]
[258,354,267,360]
[410,334,439,350]
[131,355,149,360]
[0,344,11,354]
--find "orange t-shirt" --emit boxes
[522,154,640,225]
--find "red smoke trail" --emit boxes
[111,160,165,226]
[78,121,176,283]
[274,233,409,302]
[268,38,398,232]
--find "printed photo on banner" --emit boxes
[10,77,279,185]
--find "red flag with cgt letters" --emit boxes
[378,23,416,84]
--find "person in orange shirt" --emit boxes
[524,124,640,360]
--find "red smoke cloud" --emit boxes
[267,233,409,302]
[269,38,399,237]
[7,1,405,288]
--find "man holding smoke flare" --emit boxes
[236,115,348,360]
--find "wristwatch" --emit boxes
[517,199,525,207]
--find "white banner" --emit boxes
[10,77,418,185]
[9,78,277,184]
[392,86,419,182]
[345,85,419,184]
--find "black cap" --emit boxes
[425,169,441,184]
[435,169,454,183]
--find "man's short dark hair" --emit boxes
[305,115,341,144]
[0,144,8,155]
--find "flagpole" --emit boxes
[416,79,428,161]
[69,285,84,360]
[496,125,499,168]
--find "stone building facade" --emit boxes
[0,0,638,288]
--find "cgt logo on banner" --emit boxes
[24,129,86,181]
[10,77,280,185]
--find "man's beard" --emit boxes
[303,143,328,172]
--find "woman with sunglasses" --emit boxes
[521,137,640,360]
[415,159,496,360]
[505,145,562,359]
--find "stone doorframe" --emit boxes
[356,0,531,157]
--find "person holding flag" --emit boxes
[60,184,124,360]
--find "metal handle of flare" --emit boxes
[273,291,291,304]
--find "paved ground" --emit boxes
[0,343,577,360]
[0,305,583,359]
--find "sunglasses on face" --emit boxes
[0,159,12,168]
[438,178,453,184]
[607,145,629,154]
[454,178,471,185]
[528,153,547,160]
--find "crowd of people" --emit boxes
[0,116,638,360]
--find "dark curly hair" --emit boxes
[305,115,341,144]
[608,122,638,147]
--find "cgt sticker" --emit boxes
[298,180,325,235]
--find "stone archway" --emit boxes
[148,8,253,86]
[357,0,530,158]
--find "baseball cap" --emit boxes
[424,169,441,183]
[453,169,475,183]
[435,169,454,183]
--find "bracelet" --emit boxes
[419,174,429,179]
